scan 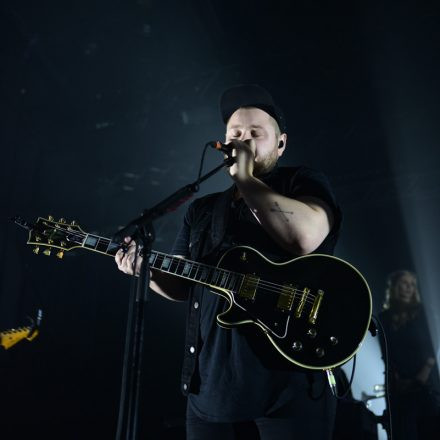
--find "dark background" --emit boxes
[1,1,439,438]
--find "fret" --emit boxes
[189,263,198,280]
[204,266,211,283]
[225,271,232,288]
[210,269,221,288]
[220,271,229,288]
[216,270,223,286]
[209,269,217,285]
[83,234,99,250]
[177,259,185,276]
[150,253,160,269]
[154,253,168,271]
[152,252,160,268]
[218,269,225,287]
[170,257,181,274]
[226,272,234,290]
[198,266,210,283]
[106,240,120,256]
[206,267,215,285]
[161,256,172,271]
[180,260,191,278]
[194,264,201,281]
[96,238,109,253]
[211,269,219,286]
[107,245,244,291]
[44,218,250,293]
[182,261,191,276]
[217,270,224,287]
[170,257,179,274]
[192,264,199,280]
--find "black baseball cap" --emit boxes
[220,84,286,132]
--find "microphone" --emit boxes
[207,140,233,156]
[207,141,235,166]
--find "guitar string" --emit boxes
[42,224,318,303]
[146,250,317,303]
[42,225,318,303]
[148,250,318,303]
[240,280,316,304]
[135,253,317,304]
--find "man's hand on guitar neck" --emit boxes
[115,236,143,276]
[115,237,190,302]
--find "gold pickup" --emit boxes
[239,274,260,300]
[309,289,324,324]
[277,284,296,311]
[295,287,310,318]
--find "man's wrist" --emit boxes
[234,174,261,189]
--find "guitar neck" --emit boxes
[81,233,243,291]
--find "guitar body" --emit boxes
[212,246,372,370]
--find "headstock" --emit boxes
[13,216,86,258]
[0,326,39,350]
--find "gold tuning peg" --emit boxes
[43,249,51,256]
[56,250,64,259]
[59,218,66,223]
[71,220,77,226]
[48,215,54,221]
[33,246,40,255]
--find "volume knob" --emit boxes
[307,328,317,338]
[315,347,325,358]
[292,341,303,351]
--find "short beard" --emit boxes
[253,148,279,176]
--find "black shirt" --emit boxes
[379,308,440,393]
[172,165,342,422]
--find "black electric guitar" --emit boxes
[14,216,372,371]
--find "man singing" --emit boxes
[116,84,342,439]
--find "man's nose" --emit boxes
[239,134,253,143]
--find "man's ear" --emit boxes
[277,133,287,157]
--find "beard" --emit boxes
[253,147,279,176]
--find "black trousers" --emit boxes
[186,390,337,440]
[390,389,440,440]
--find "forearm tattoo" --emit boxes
[270,201,293,223]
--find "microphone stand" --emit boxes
[114,156,234,440]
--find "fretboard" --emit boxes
[80,233,244,290]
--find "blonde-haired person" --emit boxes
[379,270,440,440]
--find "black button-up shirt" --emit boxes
[171,165,342,422]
